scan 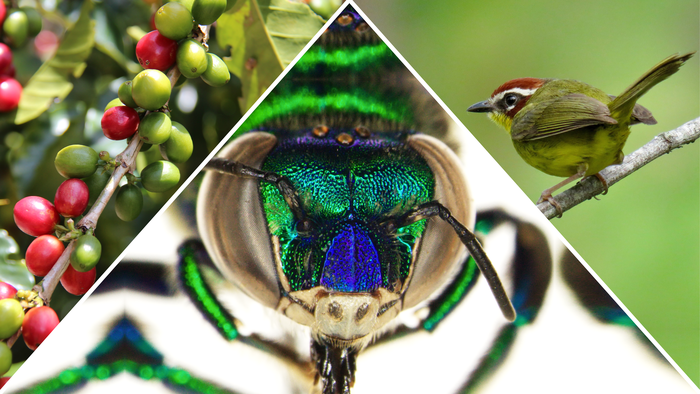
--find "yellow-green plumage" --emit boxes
[470,52,693,203]
[511,80,623,177]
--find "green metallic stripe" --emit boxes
[458,324,517,393]
[11,362,241,394]
[179,245,239,341]
[422,217,495,332]
[241,89,413,131]
[294,43,393,72]
[422,255,478,332]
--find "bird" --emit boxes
[467,52,694,215]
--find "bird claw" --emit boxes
[593,173,609,195]
[537,193,563,218]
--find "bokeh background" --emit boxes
[354,0,699,386]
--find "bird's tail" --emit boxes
[609,52,694,120]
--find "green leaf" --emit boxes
[13,0,96,124]
[216,0,326,111]
[257,0,326,67]
[0,230,34,291]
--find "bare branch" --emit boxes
[539,116,700,219]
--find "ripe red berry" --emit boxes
[101,106,140,140]
[0,282,17,300]
[0,43,12,73]
[54,178,89,218]
[22,306,60,350]
[13,196,60,236]
[136,30,177,72]
[0,377,9,389]
[25,235,65,276]
[0,63,15,78]
[60,265,96,295]
[0,2,6,25]
[0,76,21,112]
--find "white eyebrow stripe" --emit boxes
[491,87,539,102]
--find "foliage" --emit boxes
[0,0,334,372]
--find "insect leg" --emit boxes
[457,209,552,393]
[177,240,311,369]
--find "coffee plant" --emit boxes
[0,0,335,386]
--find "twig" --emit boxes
[36,136,143,303]
[538,116,700,219]
[34,51,196,304]
[32,20,216,306]
[6,327,21,348]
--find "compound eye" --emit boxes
[504,93,518,108]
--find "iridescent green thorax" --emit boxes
[259,130,435,292]
[239,7,443,295]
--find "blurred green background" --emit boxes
[355,0,699,387]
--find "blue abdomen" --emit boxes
[260,128,434,293]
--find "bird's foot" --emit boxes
[593,173,609,195]
[537,193,563,218]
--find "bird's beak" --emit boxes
[467,100,495,113]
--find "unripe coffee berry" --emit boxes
[0,298,23,339]
[54,145,99,179]
[131,69,171,110]
[115,184,143,222]
[117,80,138,108]
[140,160,180,192]
[70,234,102,272]
[162,121,193,163]
[177,39,207,79]
[138,112,171,144]
[155,2,194,41]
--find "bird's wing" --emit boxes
[511,93,618,141]
[608,95,657,125]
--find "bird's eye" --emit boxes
[504,94,518,107]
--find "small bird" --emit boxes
[468,52,694,213]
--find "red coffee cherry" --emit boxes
[0,43,12,73]
[0,76,21,112]
[101,106,140,140]
[54,178,89,218]
[60,265,96,295]
[25,235,65,276]
[0,282,17,300]
[136,30,177,72]
[0,63,15,78]
[13,196,59,236]
[22,306,60,350]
